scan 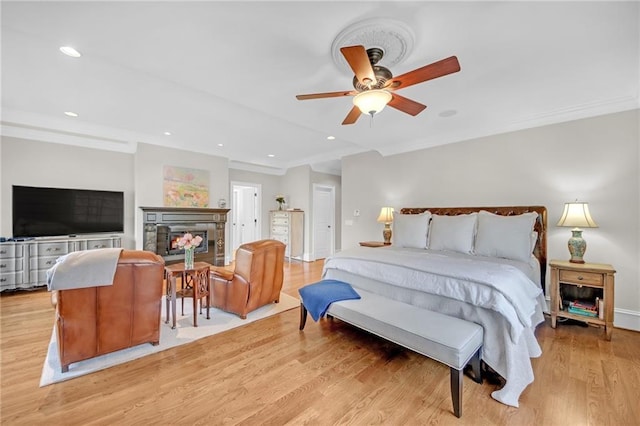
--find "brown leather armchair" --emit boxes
[51,250,165,372]
[210,239,285,319]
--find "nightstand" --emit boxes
[550,260,616,340]
[359,241,388,248]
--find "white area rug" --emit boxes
[40,293,299,386]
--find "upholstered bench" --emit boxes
[299,287,484,418]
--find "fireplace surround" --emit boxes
[140,207,230,266]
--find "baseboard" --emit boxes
[613,308,640,332]
[544,296,639,332]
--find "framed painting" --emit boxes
[163,165,209,207]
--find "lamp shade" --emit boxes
[377,207,394,223]
[557,202,598,228]
[353,90,392,116]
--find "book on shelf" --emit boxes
[569,299,597,311]
[568,306,598,317]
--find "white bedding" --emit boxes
[322,246,547,408]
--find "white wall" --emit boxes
[0,137,136,247]
[342,109,639,331]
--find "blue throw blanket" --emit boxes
[298,279,361,321]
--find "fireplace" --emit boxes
[161,226,208,255]
[140,207,230,266]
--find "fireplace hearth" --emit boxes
[140,207,230,266]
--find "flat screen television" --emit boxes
[12,185,124,238]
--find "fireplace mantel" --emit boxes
[140,207,230,266]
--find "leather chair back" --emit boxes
[211,239,285,318]
[53,250,164,372]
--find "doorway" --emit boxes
[312,184,335,260]
[230,182,261,258]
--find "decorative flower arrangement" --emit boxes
[175,233,202,269]
[175,233,203,250]
[276,195,286,210]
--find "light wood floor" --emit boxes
[1,259,639,425]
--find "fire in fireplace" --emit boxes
[158,226,208,257]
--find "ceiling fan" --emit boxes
[296,45,460,125]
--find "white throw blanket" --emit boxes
[46,248,123,291]
[322,246,547,408]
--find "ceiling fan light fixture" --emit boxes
[353,89,392,116]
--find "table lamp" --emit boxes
[556,201,598,263]
[377,207,394,245]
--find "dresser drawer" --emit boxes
[31,269,50,287]
[31,242,70,256]
[30,256,60,270]
[0,244,24,258]
[86,239,115,250]
[272,226,288,235]
[559,269,603,287]
[0,258,24,273]
[0,272,22,288]
[272,212,289,219]
[273,218,289,226]
[271,234,288,243]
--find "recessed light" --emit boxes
[438,109,458,118]
[267,154,275,158]
[59,46,81,58]
[327,136,335,140]
[64,111,78,117]
[164,131,171,136]
[217,143,224,147]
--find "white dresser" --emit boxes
[269,210,304,259]
[0,235,122,291]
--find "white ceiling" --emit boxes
[2,1,638,176]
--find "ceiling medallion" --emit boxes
[331,17,414,76]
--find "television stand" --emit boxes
[0,235,122,292]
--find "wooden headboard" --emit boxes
[400,206,548,291]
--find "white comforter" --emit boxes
[322,246,546,408]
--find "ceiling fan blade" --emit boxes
[342,106,361,125]
[388,93,427,116]
[340,45,377,86]
[388,56,460,91]
[296,90,356,100]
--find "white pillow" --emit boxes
[428,213,477,254]
[393,211,431,249]
[530,231,538,254]
[474,211,538,263]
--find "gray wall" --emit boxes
[133,143,229,250]
[341,109,639,330]
[229,168,282,240]
[0,137,136,247]
[230,166,342,259]
[0,138,229,251]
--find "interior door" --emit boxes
[313,184,335,260]
[231,183,260,255]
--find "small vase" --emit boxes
[184,247,195,269]
[278,203,283,211]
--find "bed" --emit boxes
[322,206,548,408]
